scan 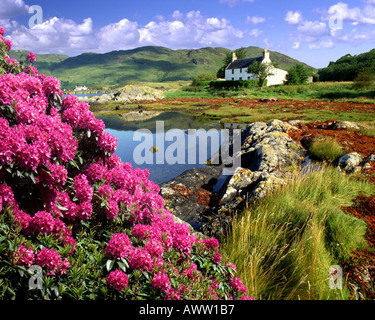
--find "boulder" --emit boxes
[333,121,360,130]
[160,165,223,228]
[259,97,278,102]
[250,173,285,200]
[79,86,164,104]
[220,167,262,204]
[338,152,364,174]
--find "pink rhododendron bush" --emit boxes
[0,28,252,300]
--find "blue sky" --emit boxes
[1,0,375,68]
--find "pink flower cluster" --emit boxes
[229,277,247,295]
[106,269,128,291]
[11,244,35,268]
[35,248,70,275]
[105,233,133,259]
[26,52,36,63]
[0,26,252,300]
[151,271,171,293]
[73,174,93,203]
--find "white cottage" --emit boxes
[225,49,288,86]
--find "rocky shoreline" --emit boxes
[78,85,165,105]
[160,119,375,239]
[160,119,306,238]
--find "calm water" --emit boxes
[63,93,107,98]
[97,112,227,184]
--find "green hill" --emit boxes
[318,49,375,81]
[10,46,315,89]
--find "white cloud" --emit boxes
[98,19,140,51]
[8,10,244,54]
[297,21,329,37]
[308,40,335,49]
[248,28,263,38]
[285,10,303,25]
[292,41,300,49]
[263,38,271,48]
[245,16,266,24]
[326,2,375,25]
[9,17,97,54]
[284,1,375,51]
[0,0,28,19]
[139,11,243,48]
[220,0,255,8]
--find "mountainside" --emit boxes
[318,49,375,82]
[10,46,315,89]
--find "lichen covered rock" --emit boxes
[338,152,364,174]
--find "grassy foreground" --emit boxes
[220,166,375,300]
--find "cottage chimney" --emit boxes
[263,48,270,62]
[232,52,237,62]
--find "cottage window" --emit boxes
[232,69,234,74]
[240,68,242,73]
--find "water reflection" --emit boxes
[97,112,225,184]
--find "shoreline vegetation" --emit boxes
[87,81,375,300]
[2,25,375,300]
[88,82,375,135]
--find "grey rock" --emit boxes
[259,97,278,102]
[333,121,360,130]
[338,152,364,174]
[159,165,223,227]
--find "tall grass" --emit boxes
[220,167,375,300]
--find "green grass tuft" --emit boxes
[220,166,375,300]
[309,139,346,162]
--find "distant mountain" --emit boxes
[10,46,316,89]
[9,50,69,68]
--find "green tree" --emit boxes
[285,64,309,85]
[217,47,247,78]
[247,61,274,88]
[353,69,375,89]
[191,73,216,86]
[318,49,375,81]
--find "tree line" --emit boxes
[318,49,375,83]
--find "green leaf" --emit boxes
[117,261,127,272]
[80,220,90,228]
[56,204,68,211]
[29,172,36,184]
[16,170,24,178]
[106,259,114,272]
[69,160,80,170]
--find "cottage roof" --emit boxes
[226,56,263,70]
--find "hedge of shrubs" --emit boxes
[208,79,264,90]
